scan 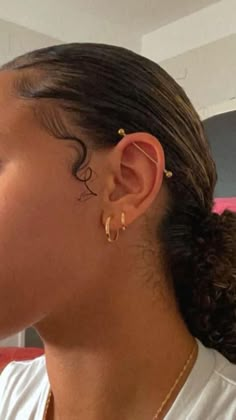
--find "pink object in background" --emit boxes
[213,197,236,214]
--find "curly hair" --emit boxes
[3,43,236,361]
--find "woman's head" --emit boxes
[1,43,235,360]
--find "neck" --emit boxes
[38,276,196,420]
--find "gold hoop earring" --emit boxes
[105,216,119,243]
[121,212,127,231]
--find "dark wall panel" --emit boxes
[203,111,236,197]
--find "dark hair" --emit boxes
[3,43,236,361]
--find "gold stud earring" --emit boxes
[118,128,173,179]
[164,169,173,178]
[105,216,119,243]
[118,128,126,137]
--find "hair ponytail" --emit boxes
[163,208,236,362]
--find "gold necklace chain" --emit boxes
[43,388,52,420]
[152,342,197,419]
[43,342,197,420]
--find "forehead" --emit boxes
[0,71,36,141]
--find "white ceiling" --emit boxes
[161,34,236,111]
[78,0,220,32]
[0,0,220,39]
[0,0,222,57]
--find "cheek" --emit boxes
[0,155,105,339]
[0,161,83,337]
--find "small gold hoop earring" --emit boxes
[105,216,119,243]
[121,212,127,231]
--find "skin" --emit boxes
[0,71,196,420]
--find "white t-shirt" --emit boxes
[0,340,236,420]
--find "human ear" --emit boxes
[102,132,166,230]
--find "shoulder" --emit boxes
[0,355,47,389]
[193,345,236,419]
[0,356,49,419]
[166,341,236,420]
[213,349,236,385]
